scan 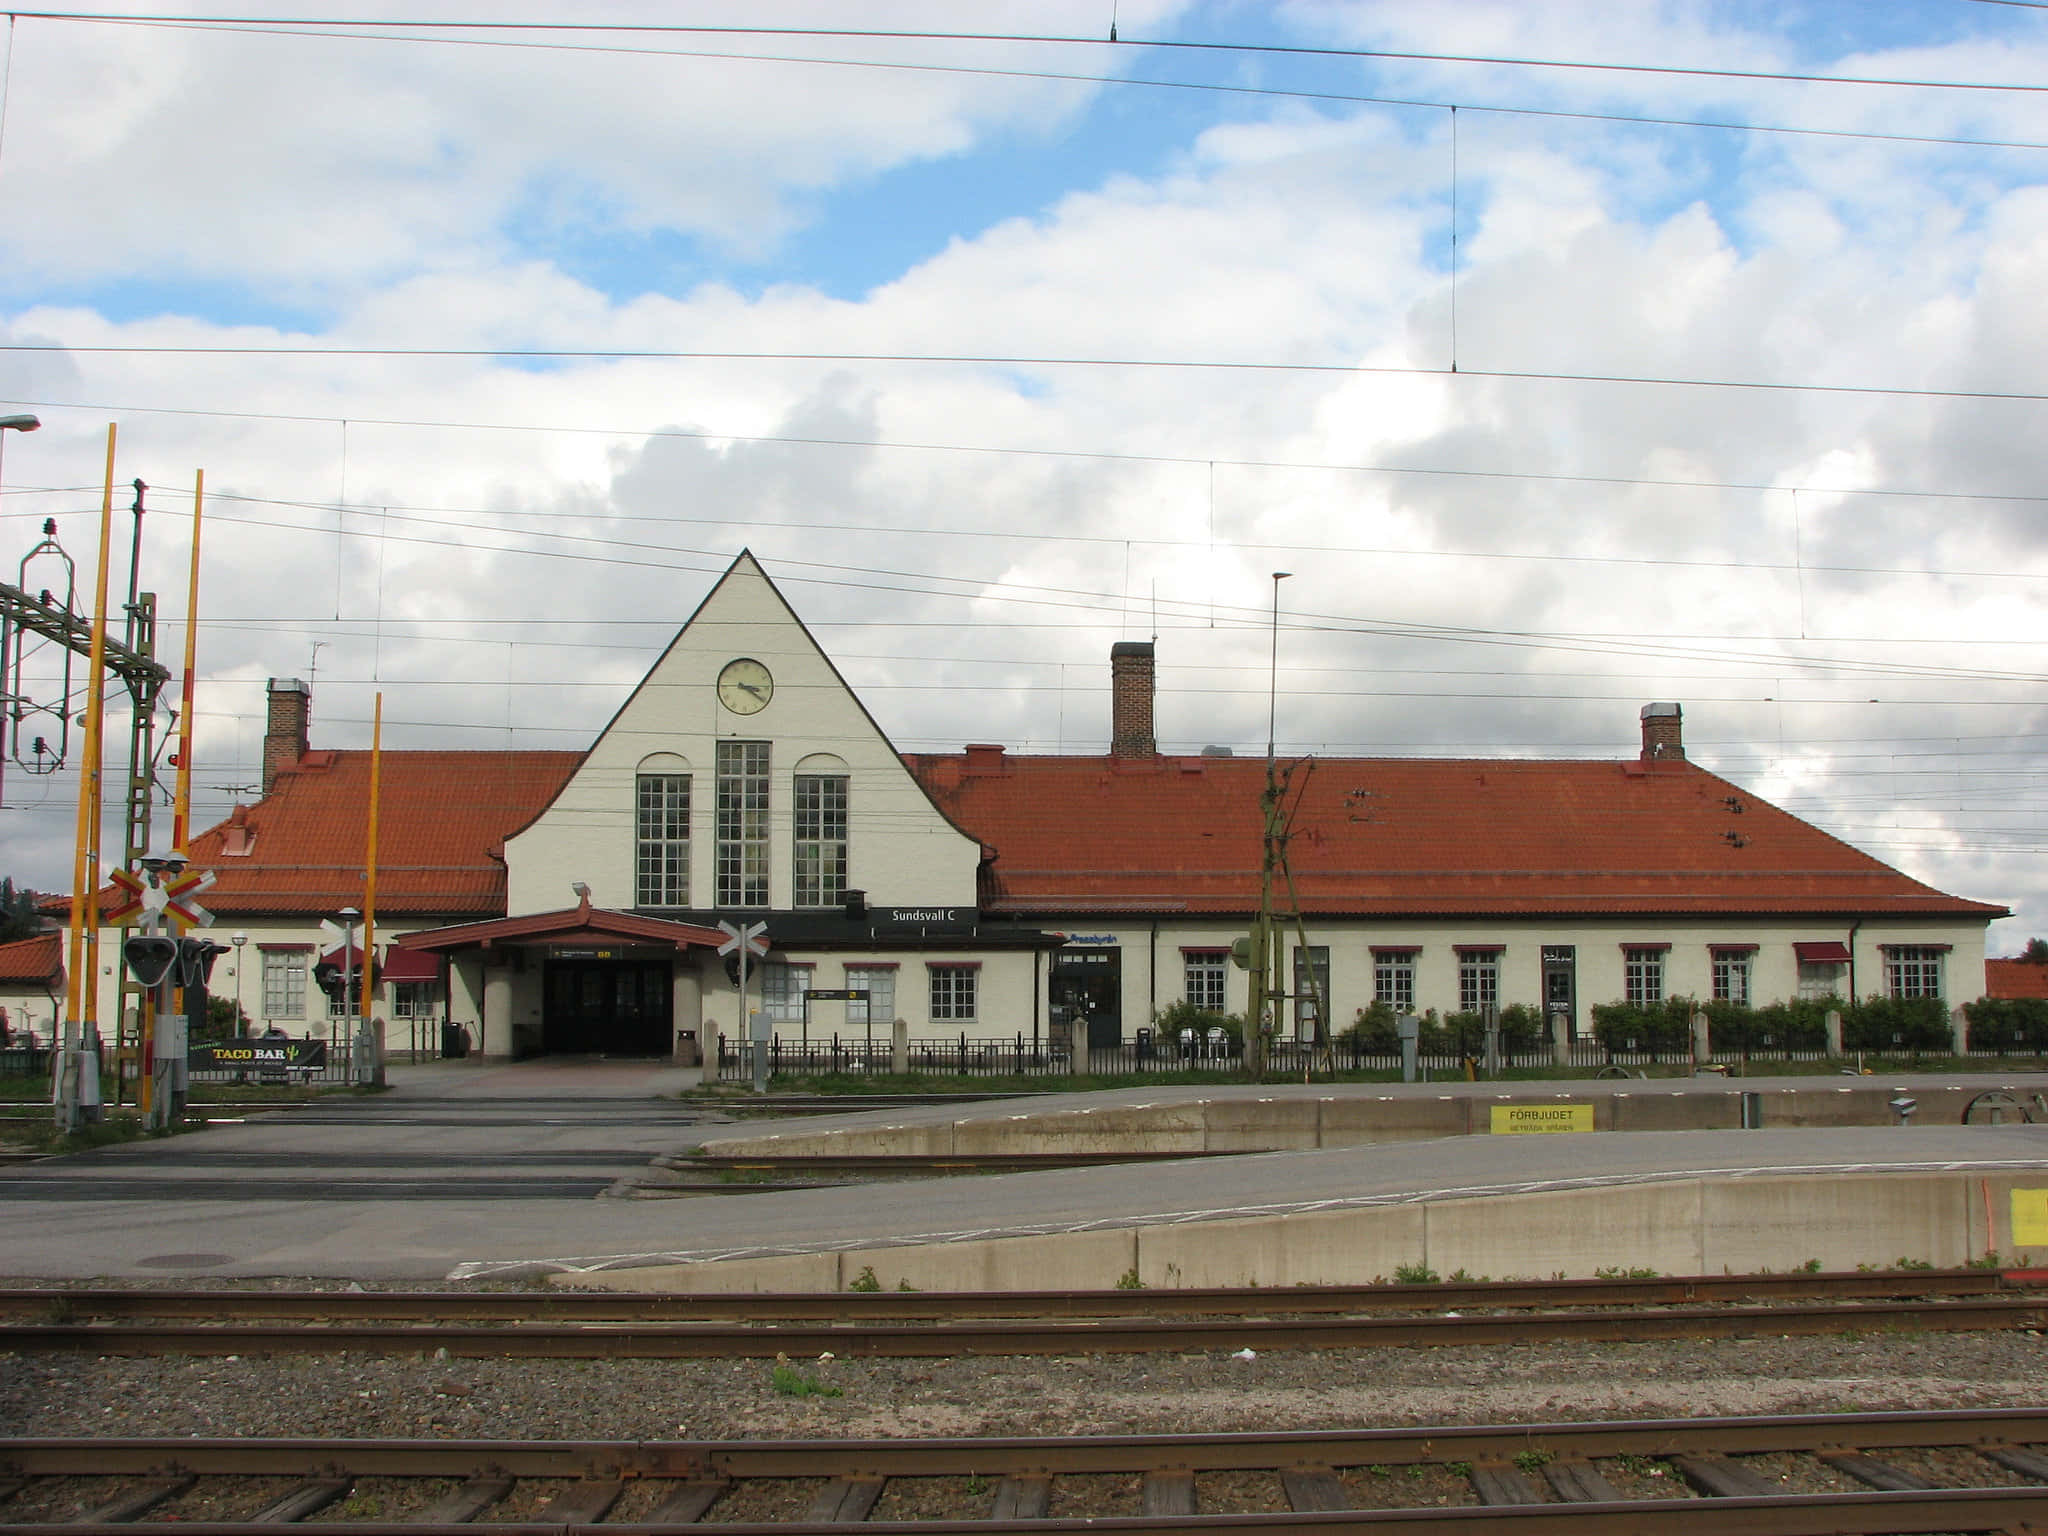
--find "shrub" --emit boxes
[1842,995,1951,1053]
[1341,1000,1401,1053]
[1589,997,1696,1056]
[1703,997,1831,1055]
[1963,996,2048,1054]
[1152,1000,1243,1055]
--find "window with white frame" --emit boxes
[1184,950,1227,1012]
[1372,949,1415,1010]
[635,772,690,906]
[1798,961,1845,1001]
[1295,945,1331,1037]
[391,981,441,1020]
[1623,947,1666,1005]
[793,774,849,907]
[261,950,306,1020]
[1711,949,1753,1006]
[325,965,364,1018]
[844,965,895,1027]
[715,740,770,907]
[1885,946,1945,999]
[761,962,811,1025]
[1458,950,1501,1014]
[929,964,978,1022]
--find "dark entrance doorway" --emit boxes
[543,959,672,1055]
[1542,945,1577,1043]
[1050,947,1122,1050]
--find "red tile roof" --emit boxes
[0,932,63,985]
[1986,958,2048,999]
[114,741,2001,927]
[184,750,583,918]
[907,751,2008,920]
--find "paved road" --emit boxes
[2,1062,2045,1282]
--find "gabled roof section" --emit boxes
[184,750,583,917]
[502,549,978,848]
[1987,958,2048,999]
[0,932,63,986]
[397,896,726,953]
[906,751,2007,920]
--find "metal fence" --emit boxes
[711,1031,2048,1082]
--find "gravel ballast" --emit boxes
[4,1317,2044,1442]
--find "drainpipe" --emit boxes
[1149,918,1158,1028]
[1031,947,1040,1055]
[1847,919,1861,1001]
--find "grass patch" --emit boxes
[1,1110,183,1156]
[770,1362,842,1399]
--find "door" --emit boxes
[1050,948,1122,1050]
[543,960,672,1055]
[1541,946,1577,1042]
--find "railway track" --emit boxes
[2,1271,2044,1358]
[4,1410,2048,1531]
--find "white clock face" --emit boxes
[717,657,774,714]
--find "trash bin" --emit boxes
[675,1028,700,1068]
[441,1022,469,1059]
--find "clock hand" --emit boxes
[739,681,767,698]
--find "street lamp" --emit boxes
[0,414,39,505]
[231,932,247,1033]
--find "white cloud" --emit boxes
[3,2,2048,948]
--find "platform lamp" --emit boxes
[231,932,247,1033]
[0,414,38,497]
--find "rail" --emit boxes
[4,1409,2048,1531]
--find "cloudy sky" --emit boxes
[3,0,2047,951]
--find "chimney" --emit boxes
[1640,702,1684,761]
[1110,641,1156,759]
[264,677,311,794]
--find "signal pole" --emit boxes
[1245,572,1291,1080]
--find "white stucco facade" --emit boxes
[504,554,982,918]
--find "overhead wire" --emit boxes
[10,11,2048,97]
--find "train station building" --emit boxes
[165,552,2006,1061]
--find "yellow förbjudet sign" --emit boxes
[1491,1103,1595,1134]
[2012,1189,2048,1248]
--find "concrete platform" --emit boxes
[693,1074,2048,1157]
[4,1066,2044,1287]
[552,1074,2048,1292]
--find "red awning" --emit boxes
[1794,941,1851,963]
[380,946,442,983]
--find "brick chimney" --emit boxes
[1110,641,1157,759]
[264,677,311,794]
[1640,702,1684,761]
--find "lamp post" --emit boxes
[0,415,38,498]
[231,931,247,1033]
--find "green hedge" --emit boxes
[1841,995,1951,1052]
[1341,1002,1545,1055]
[1962,996,2048,1053]
[1589,997,1697,1055]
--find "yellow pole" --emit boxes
[171,469,203,854]
[57,425,117,1128]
